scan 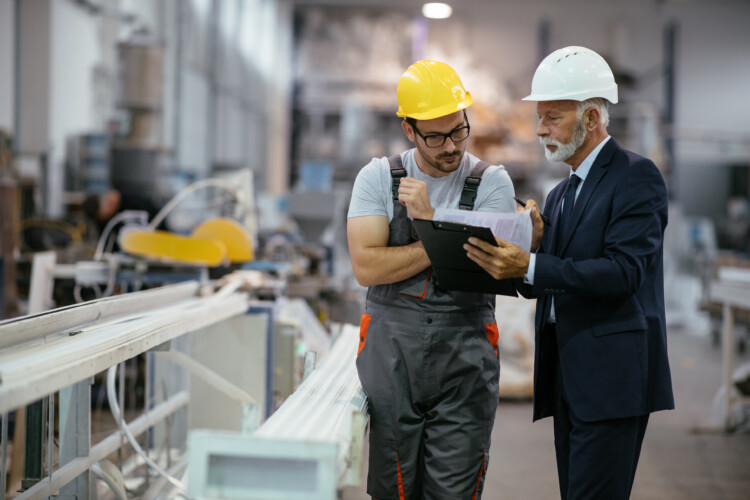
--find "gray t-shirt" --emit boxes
[348,149,516,221]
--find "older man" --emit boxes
[465,46,674,500]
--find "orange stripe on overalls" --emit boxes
[397,452,406,500]
[472,451,486,500]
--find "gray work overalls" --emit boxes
[356,154,501,500]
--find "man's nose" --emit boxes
[440,137,457,152]
[536,121,548,137]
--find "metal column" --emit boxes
[58,380,92,499]
[13,0,22,152]
[664,20,678,199]
[537,19,551,65]
[21,400,44,491]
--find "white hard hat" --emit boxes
[523,46,618,104]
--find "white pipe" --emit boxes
[253,325,367,483]
[106,365,186,492]
[91,461,127,500]
[142,459,188,500]
[0,291,248,413]
[94,210,149,261]
[147,178,244,231]
[0,280,200,348]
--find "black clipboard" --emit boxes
[412,219,517,296]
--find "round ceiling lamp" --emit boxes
[422,3,452,20]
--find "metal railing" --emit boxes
[0,276,257,499]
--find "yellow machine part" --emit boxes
[120,229,228,267]
[191,218,254,263]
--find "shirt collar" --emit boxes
[569,135,610,182]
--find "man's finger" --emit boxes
[465,244,493,267]
[469,236,509,248]
[465,247,504,279]
[467,236,494,251]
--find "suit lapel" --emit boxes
[556,138,619,255]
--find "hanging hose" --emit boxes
[147,178,248,232]
[91,460,128,500]
[94,210,150,261]
[106,364,187,493]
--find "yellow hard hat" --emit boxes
[396,60,473,120]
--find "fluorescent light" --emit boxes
[422,2,452,19]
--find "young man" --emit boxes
[465,46,674,500]
[347,60,516,500]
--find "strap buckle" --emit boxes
[458,175,481,210]
[391,167,407,201]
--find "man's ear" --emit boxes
[585,108,600,131]
[402,119,415,142]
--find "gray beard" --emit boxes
[540,118,586,162]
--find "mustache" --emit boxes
[540,137,564,147]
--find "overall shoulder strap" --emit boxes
[458,160,491,210]
[388,154,407,202]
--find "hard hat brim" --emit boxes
[522,88,618,104]
[396,92,473,120]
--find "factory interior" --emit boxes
[0,0,749,498]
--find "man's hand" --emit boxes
[398,177,434,220]
[519,199,544,252]
[464,236,530,280]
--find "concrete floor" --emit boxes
[342,326,750,500]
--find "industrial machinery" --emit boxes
[0,272,366,499]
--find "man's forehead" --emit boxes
[537,100,577,114]
[417,110,466,131]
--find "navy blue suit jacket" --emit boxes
[518,138,674,422]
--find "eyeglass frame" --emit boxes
[405,111,471,148]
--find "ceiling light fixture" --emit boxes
[422,2,452,20]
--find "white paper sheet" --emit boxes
[432,208,533,252]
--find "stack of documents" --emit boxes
[433,208,533,252]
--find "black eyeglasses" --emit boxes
[407,115,471,148]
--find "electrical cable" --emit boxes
[79,211,146,303]
[94,210,149,261]
[147,178,249,232]
[106,364,187,493]
[91,460,128,500]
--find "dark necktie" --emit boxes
[559,174,581,245]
